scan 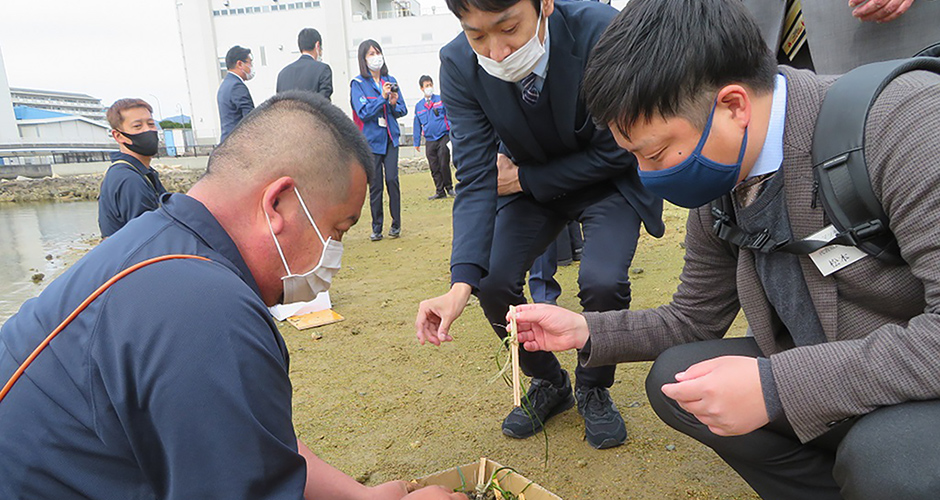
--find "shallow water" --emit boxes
[0,201,99,325]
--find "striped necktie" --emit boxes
[521,73,540,106]
[781,0,807,61]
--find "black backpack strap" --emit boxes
[711,197,852,255]
[914,41,940,58]
[812,56,940,265]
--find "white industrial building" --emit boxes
[176,0,464,144]
[0,47,117,173]
[9,87,107,123]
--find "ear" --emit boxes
[716,85,751,129]
[543,0,555,18]
[261,176,296,236]
[111,129,130,145]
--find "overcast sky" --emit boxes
[0,0,624,121]
[1,1,199,121]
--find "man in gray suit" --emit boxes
[743,0,939,74]
[276,28,333,101]
[510,0,940,498]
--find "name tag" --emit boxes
[377,117,387,128]
[807,225,869,276]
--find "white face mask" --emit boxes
[366,54,385,72]
[245,63,255,81]
[475,11,546,83]
[266,187,343,304]
[423,87,434,98]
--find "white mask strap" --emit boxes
[265,209,293,275]
[294,187,328,245]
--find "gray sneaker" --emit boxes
[501,370,575,439]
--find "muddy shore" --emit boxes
[0,157,431,203]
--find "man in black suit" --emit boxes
[276,28,333,101]
[415,0,663,450]
[217,45,255,143]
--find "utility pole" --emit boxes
[147,93,164,122]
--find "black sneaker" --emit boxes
[576,386,627,449]
[370,232,383,242]
[446,187,456,197]
[502,370,575,439]
[389,227,401,238]
[428,192,446,200]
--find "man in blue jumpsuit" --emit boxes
[413,75,455,200]
[415,0,663,450]
[0,92,461,500]
[98,98,168,238]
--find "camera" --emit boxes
[389,83,399,93]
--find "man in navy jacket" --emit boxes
[0,91,462,500]
[98,98,167,238]
[416,0,663,449]
[217,45,256,143]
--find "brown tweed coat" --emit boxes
[581,66,940,442]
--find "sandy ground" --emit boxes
[282,170,758,499]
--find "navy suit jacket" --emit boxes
[440,1,664,287]
[276,55,333,100]
[217,72,255,143]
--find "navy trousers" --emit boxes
[369,139,401,235]
[478,183,641,389]
[529,221,584,304]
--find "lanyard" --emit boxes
[112,159,158,194]
[0,255,211,405]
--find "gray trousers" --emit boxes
[647,338,940,500]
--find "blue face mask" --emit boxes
[637,105,748,209]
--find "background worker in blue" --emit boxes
[217,45,255,143]
[415,0,664,450]
[351,40,408,242]
[98,97,167,238]
[0,92,461,500]
[413,75,455,200]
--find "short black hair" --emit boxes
[583,0,777,135]
[419,75,433,88]
[357,39,388,79]
[225,46,252,70]
[298,28,322,52]
[445,0,540,18]
[207,91,372,197]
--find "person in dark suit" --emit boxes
[513,0,940,498]
[217,45,255,143]
[276,28,333,101]
[415,0,663,450]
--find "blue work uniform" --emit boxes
[0,193,305,499]
[350,74,407,155]
[98,151,168,238]
[351,74,408,235]
[412,94,449,146]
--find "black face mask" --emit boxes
[118,129,159,157]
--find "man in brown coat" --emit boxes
[510,0,940,498]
